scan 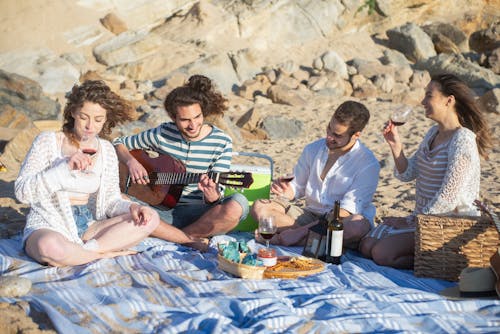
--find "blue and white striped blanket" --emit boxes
[1,233,499,333]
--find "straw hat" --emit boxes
[440,267,498,299]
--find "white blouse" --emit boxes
[396,126,481,216]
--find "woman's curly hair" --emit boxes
[62,80,133,145]
[163,75,227,120]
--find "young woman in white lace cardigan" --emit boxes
[359,73,493,269]
[15,80,161,266]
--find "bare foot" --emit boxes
[183,237,209,252]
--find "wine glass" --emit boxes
[80,136,98,174]
[390,105,412,126]
[259,216,277,250]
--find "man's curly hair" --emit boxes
[163,75,227,120]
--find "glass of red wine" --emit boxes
[259,216,277,250]
[390,105,412,126]
[80,136,98,174]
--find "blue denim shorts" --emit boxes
[71,205,95,237]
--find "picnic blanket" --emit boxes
[1,233,499,333]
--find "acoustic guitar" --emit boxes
[119,150,254,208]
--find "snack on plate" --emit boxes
[264,256,325,279]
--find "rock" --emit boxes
[177,53,240,94]
[308,74,329,91]
[373,73,395,93]
[352,80,378,99]
[275,75,300,90]
[276,61,299,78]
[261,115,304,140]
[291,68,311,83]
[238,77,271,100]
[254,95,273,105]
[312,56,324,71]
[61,52,87,66]
[409,70,431,89]
[264,69,277,84]
[100,13,128,35]
[431,33,461,54]
[487,47,500,74]
[415,53,500,95]
[0,49,80,95]
[0,70,60,121]
[236,107,262,131]
[229,48,263,83]
[478,88,500,114]
[422,22,468,52]
[387,22,437,62]
[380,49,411,67]
[0,276,32,298]
[321,50,348,79]
[350,74,367,90]
[469,22,500,53]
[152,0,239,53]
[350,58,395,79]
[393,65,413,84]
[93,29,163,67]
[267,85,306,106]
[376,0,426,17]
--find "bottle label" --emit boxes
[329,230,343,257]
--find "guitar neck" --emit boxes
[153,171,221,185]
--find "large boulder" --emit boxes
[387,22,437,62]
[415,53,500,95]
[0,70,60,121]
[0,49,80,95]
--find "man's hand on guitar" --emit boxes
[127,158,150,185]
[199,174,220,204]
[130,203,155,225]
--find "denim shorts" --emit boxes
[71,205,95,237]
[132,192,249,230]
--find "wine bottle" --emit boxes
[325,200,343,264]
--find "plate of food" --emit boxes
[263,256,325,279]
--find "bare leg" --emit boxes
[25,229,135,267]
[370,232,415,269]
[83,212,160,252]
[150,221,208,252]
[342,214,371,250]
[182,199,243,237]
[358,236,378,258]
[251,199,295,230]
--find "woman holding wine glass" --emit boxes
[359,73,493,269]
[14,80,165,266]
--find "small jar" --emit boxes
[257,248,277,267]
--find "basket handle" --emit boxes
[474,200,500,234]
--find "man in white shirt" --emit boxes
[251,101,380,249]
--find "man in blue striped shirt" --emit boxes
[113,75,248,242]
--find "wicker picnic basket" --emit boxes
[414,212,499,281]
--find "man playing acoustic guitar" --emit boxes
[113,75,249,242]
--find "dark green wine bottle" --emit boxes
[325,200,343,264]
